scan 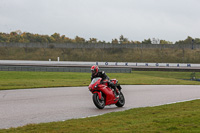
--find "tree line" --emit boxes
[0,30,200,44]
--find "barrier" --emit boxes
[1,60,199,72]
[0,65,132,73]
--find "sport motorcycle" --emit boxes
[88,77,125,109]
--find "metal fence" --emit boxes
[0,42,199,49]
[0,65,132,73]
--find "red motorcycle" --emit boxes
[88,77,125,109]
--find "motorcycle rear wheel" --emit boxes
[93,93,105,109]
[115,92,125,107]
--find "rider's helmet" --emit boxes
[91,65,99,76]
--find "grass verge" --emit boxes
[2,47,200,63]
[1,71,200,90]
[1,99,200,132]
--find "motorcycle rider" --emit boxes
[91,65,119,98]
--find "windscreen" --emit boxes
[91,77,101,85]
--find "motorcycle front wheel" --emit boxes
[93,93,105,109]
[115,92,125,107]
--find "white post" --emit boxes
[49,59,51,61]
[57,57,60,62]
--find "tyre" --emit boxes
[93,93,105,109]
[115,92,125,107]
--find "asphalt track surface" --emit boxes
[1,85,200,129]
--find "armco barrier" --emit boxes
[0,65,132,73]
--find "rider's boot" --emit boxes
[109,82,119,98]
[113,88,119,98]
[116,88,120,98]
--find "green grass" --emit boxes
[1,99,200,132]
[1,71,200,90]
[2,47,200,63]
[0,71,90,90]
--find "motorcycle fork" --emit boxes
[94,91,102,100]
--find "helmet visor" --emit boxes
[91,69,97,76]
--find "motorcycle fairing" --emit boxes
[99,84,118,105]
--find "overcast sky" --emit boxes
[0,0,200,42]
